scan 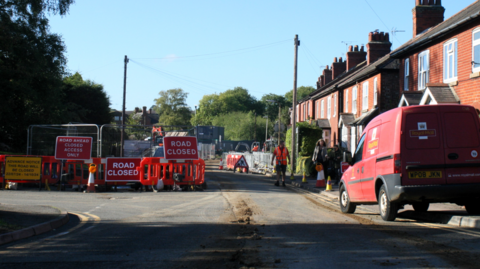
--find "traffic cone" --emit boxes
[315,170,326,188]
[219,158,223,170]
[302,171,307,183]
[84,164,96,193]
[326,176,333,191]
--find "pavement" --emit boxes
[264,172,480,229]
[0,203,69,245]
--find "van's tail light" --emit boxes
[394,154,401,174]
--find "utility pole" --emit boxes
[121,55,129,157]
[291,35,299,180]
[278,105,281,144]
[254,112,257,141]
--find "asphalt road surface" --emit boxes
[1,160,480,268]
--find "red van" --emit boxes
[340,105,480,221]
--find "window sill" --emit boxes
[471,72,480,79]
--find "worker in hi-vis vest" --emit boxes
[270,140,291,187]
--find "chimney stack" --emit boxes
[346,45,367,70]
[366,32,392,65]
[332,57,346,80]
[135,107,140,113]
[413,0,445,37]
[142,106,147,115]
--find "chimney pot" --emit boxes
[354,45,359,52]
[348,45,353,52]
[360,46,365,52]
[334,57,338,63]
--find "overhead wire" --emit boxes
[132,39,291,62]
[363,0,402,45]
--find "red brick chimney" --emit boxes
[346,45,367,71]
[366,32,392,65]
[413,0,445,37]
[332,57,346,80]
[323,65,332,85]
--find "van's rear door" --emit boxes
[442,106,480,184]
[402,106,446,186]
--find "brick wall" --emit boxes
[399,20,480,109]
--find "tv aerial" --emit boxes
[391,27,405,36]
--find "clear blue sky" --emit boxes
[48,0,471,112]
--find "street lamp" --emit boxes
[267,100,281,145]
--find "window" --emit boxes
[352,86,358,114]
[303,104,306,121]
[296,106,299,122]
[333,94,337,117]
[373,78,378,106]
[345,90,349,113]
[473,29,480,72]
[114,116,122,121]
[418,50,430,90]
[404,58,410,91]
[321,100,324,118]
[316,101,319,119]
[444,39,458,82]
[354,134,366,164]
[327,96,331,119]
[362,82,369,110]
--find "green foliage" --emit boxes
[0,0,74,151]
[153,88,192,126]
[285,86,316,104]
[297,122,322,157]
[212,111,268,142]
[295,157,316,177]
[62,73,112,124]
[192,87,263,126]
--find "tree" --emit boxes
[285,86,316,104]
[192,87,263,125]
[153,88,192,126]
[62,73,112,124]
[212,111,269,142]
[261,93,289,122]
[0,0,74,151]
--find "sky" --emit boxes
[47,0,473,112]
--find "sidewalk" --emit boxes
[266,173,480,229]
[0,203,69,245]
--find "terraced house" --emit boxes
[295,0,480,152]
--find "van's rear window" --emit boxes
[405,113,440,149]
[444,112,480,148]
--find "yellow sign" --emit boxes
[5,157,42,180]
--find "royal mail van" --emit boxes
[340,105,480,221]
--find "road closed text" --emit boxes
[163,137,199,160]
[106,158,142,181]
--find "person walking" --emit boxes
[271,140,291,187]
[312,139,327,168]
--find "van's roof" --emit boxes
[362,104,476,134]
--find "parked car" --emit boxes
[340,104,480,221]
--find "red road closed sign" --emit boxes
[55,136,93,160]
[106,158,141,182]
[163,137,198,160]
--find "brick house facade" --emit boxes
[396,0,480,109]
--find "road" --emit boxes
[1,160,480,268]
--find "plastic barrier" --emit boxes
[139,158,205,187]
[0,155,205,190]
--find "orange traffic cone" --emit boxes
[315,164,326,188]
[219,158,224,170]
[84,164,96,193]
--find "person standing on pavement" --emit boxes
[312,139,327,168]
[271,140,291,187]
[328,144,343,184]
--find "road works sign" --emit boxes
[55,136,93,160]
[106,158,141,182]
[5,156,42,180]
[163,137,198,160]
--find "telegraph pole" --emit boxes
[278,105,281,144]
[291,35,299,180]
[254,112,257,141]
[121,55,129,157]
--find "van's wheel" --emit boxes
[465,202,480,215]
[339,185,356,213]
[412,202,429,212]
[378,185,398,221]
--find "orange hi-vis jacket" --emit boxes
[274,146,289,165]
